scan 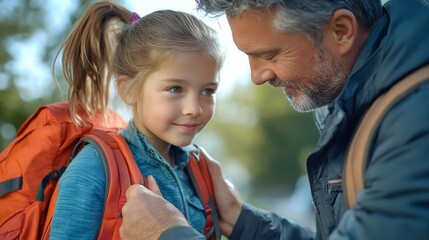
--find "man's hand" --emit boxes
[201,147,243,237]
[120,176,190,240]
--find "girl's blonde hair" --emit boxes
[54,0,223,125]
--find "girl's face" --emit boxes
[133,51,219,151]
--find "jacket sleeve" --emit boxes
[330,86,429,239]
[230,203,315,240]
[159,226,205,240]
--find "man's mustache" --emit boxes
[269,78,299,89]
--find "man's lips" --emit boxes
[282,86,294,94]
[269,80,293,94]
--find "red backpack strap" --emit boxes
[187,147,221,240]
[77,129,144,240]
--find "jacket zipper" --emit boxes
[149,149,190,220]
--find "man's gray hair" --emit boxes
[196,0,382,44]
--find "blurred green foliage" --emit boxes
[0,0,90,149]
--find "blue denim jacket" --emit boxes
[50,121,205,239]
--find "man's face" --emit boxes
[227,7,349,112]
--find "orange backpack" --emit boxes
[0,102,220,240]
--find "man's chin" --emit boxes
[291,105,315,113]
[288,96,317,113]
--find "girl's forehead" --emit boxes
[161,51,217,67]
[145,52,219,84]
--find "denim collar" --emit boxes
[119,121,189,169]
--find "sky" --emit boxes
[4,0,250,101]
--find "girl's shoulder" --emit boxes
[59,144,106,191]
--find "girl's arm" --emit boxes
[50,146,106,240]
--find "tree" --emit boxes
[0,0,89,149]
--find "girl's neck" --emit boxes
[147,137,175,166]
[134,123,175,165]
[164,148,175,166]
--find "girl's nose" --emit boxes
[183,97,202,116]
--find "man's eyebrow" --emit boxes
[241,47,280,57]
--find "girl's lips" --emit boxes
[175,123,200,132]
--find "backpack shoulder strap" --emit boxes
[187,146,221,240]
[344,65,429,208]
[76,130,143,239]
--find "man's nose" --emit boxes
[249,58,276,85]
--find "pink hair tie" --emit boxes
[129,12,140,24]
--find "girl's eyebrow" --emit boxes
[206,82,219,87]
[159,78,188,85]
[160,78,184,82]
[161,78,219,86]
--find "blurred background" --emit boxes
[0,0,324,230]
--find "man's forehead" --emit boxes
[227,8,289,54]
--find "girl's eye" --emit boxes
[167,86,182,93]
[203,88,217,96]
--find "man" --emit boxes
[120,0,429,239]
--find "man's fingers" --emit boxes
[199,146,223,178]
[119,224,126,240]
[147,175,162,197]
[125,177,162,201]
[125,184,146,201]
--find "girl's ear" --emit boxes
[116,75,134,105]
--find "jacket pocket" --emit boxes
[187,195,205,211]
[326,179,343,204]
[186,195,206,233]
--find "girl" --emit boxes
[50,1,223,239]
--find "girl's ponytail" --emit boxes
[54,1,132,125]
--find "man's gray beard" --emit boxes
[281,47,349,113]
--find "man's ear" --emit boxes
[116,75,134,105]
[324,9,358,56]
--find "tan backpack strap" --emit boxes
[344,65,429,208]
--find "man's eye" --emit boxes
[167,86,182,93]
[263,55,275,61]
